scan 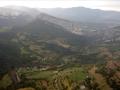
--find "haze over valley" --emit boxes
[0,4,120,90]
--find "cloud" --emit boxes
[0,0,119,11]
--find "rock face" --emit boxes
[8,68,21,85]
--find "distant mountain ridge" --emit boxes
[39,7,120,24]
[0,6,82,35]
[0,6,40,28]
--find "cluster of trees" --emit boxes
[97,61,120,90]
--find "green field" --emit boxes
[69,70,86,81]
[23,70,56,80]
[20,67,87,81]
[63,67,87,81]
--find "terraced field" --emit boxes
[16,67,87,90]
[19,67,87,81]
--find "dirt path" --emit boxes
[89,65,113,90]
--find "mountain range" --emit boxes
[0,6,120,74]
[39,7,120,24]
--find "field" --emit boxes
[22,70,56,80]
[19,66,87,81]
[69,68,87,81]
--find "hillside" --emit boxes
[0,6,120,74]
[0,6,120,90]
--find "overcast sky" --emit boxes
[0,0,120,11]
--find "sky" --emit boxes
[0,0,120,11]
